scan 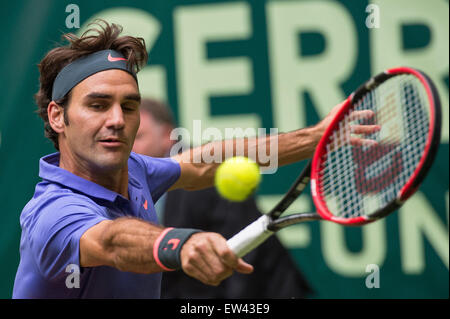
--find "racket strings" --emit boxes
[319,74,430,219]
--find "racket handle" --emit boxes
[227,214,274,258]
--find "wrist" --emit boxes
[293,126,322,159]
[310,124,324,151]
[153,227,202,271]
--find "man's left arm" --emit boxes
[169,125,321,191]
[169,100,379,192]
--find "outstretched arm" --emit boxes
[79,217,253,285]
[169,126,320,191]
[169,101,347,191]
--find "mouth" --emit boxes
[98,137,126,148]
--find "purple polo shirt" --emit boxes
[13,152,180,299]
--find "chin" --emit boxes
[93,152,130,171]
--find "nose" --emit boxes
[106,103,125,130]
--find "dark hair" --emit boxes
[35,19,148,150]
[140,98,175,127]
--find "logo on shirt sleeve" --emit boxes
[143,199,148,210]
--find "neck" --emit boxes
[59,151,130,199]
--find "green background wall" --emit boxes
[0,0,448,298]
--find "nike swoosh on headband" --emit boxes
[107,53,127,62]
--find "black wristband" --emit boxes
[153,228,202,271]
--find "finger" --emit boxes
[350,137,378,147]
[181,247,213,284]
[235,258,254,274]
[213,238,239,269]
[351,124,381,135]
[182,259,213,285]
[212,240,254,275]
[203,238,233,283]
[188,234,235,286]
[184,254,227,286]
[348,110,376,121]
[181,235,224,285]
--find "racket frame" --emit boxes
[310,66,442,225]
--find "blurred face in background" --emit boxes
[133,110,174,158]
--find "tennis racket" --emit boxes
[227,66,442,258]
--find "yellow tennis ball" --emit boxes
[215,156,261,202]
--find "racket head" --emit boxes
[311,67,442,226]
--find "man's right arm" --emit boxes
[79,217,253,286]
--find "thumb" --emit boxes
[235,258,254,274]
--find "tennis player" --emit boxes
[12,20,375,298]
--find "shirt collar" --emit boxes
[39,152,135,203]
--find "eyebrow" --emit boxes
[84,92,141,103]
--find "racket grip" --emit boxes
[227,214,274,258]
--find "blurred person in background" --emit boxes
[133,98,313,298]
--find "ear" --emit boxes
[47,101,66,133]
[162,124,176,150]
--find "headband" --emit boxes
[51,49,138,101]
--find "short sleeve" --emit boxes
[29,195,107,281]
[130,153,181,202]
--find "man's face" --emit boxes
[59,69,141,173]
[133,110,171,158]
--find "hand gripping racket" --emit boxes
[227,67,442,258]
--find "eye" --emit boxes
[90,104,105,110]
[122,103,138,112]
